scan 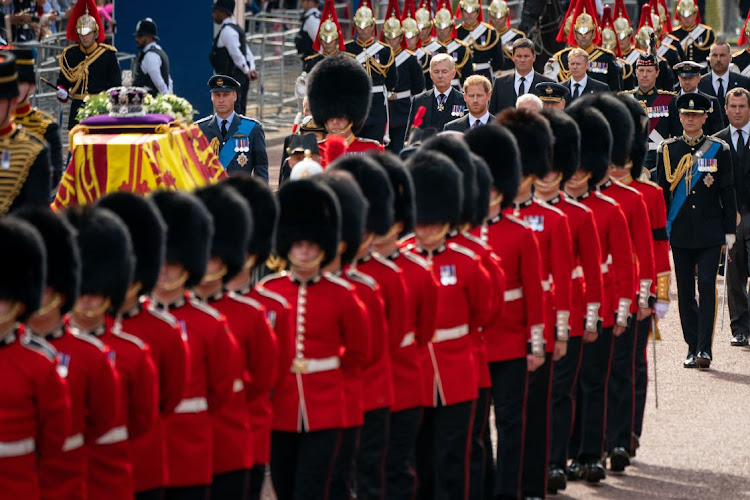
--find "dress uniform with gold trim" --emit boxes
[671,0,715,67]
[487,0,525,74]
[422,0,474,90]
[456,0,504,82]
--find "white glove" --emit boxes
[56,87,68,101]
[654,302,669,320]
[726,234,737,251]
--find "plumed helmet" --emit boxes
[369,151,416,236]
[308,54,372,134]
[464,123,521,209]
[540,109,581,183]
[317,171,368,265]
[407,149,464,227]
[497,108,554,179]
[565,104,612,186]
[0,217,46,322]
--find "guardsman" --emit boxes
[11,48,63,198]
[193,184,278,499]
[97,192,189,499]
[465,123,545,499]
[369,152,439,500]
[498,109,575,498]
[456,0,504,82]
[303,0,345,73]
[621,51,679,177]
[656,93,736,370]
[402,0,432,82]
[647,4,685,75]
[345,0,398,144]
[583,94,656,473]
[487,0,525,75]
[0,51,51,215]
[133,18,173,96]
[308,54,385,157]
[630,7,675,91]
[534,81,570,109]
[0,216,71,500]
[610,94,671,457]
[732,10,750,76]
[381,0,426,153]
[260,179,369,500]
[404,148,491,500]
[671,0,715,66]
[532,110,603,494]
[197,75,269,181]
[64,206,158,500]
[56,0,121,129]
[415,0,435,56]
[562,105,634,483]
[150,190,236,498]
[423,0,474,90]
[221,174,284,500]
[546,0,623,91]
[600,5,636,93]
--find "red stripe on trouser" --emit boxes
[463,399,477,500]
[517,370,530,500]
[600,334,616,456]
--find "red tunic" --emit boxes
[318,137,385,166]
[260,272,370,432]
[407,242,493,406]
[157,294,236,487]
[0,328,71,500]
[385,249,439,412]
[39,323,119,500]
[86,318,158,500]
[476,214,545,361]
[120,300,189,492]
[548,194,604,337]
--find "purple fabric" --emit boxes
[81,113,175,127]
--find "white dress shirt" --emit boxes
[469,111,490,127]
[217,17,256,74]
[730,122,750,152]
[514,71,533,95]
[571,75,588,96]
[140,42,173,95]
[433,86,453,104]
[712,71,729,96]
[302,8,321,41]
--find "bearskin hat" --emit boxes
[150,190,214,288]
[97,192,166,295]
[464,123,521,209]
[369,151,416,236]
[317,171,368,265]
[64,206,134,314]
[576,93,633,168]
[497,108,554,179]
[617,93,649,178]
[565,105,612,186]
[14,206,80,315]
[540,109,581,183]
[329,155,394,236]
[421,134,477,226]
[194,184,253,282]
[276,179,341,269]
[222,173,279,264]
[407,149,463,227]
[471,153,492,226]
[307,54,372,134]
[0,217,45,322]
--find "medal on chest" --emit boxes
[235,136,250,167]
[266,310,277,329]
[451,104,465,117]
[56,352,71,378]
[1,150,10,170]
[524,215,545,232]
[704,172,715,187]
[440,264,457,285]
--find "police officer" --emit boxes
[656,93,737,369]
[133,18,173,96]
[456,0,504,82]
[296,0,321,59]
[197,75,269,181]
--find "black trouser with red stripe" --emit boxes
[468,387,493,500]
[549,336,584,470]
[357,407,391,500]
[270,429,341,500]
[489,358,528,499]
[633,317,652,439]
[607,315,639,453]
[385,407,421,500]
[416,399,475,500]
[522,352,553,497]
[329,427,360,500]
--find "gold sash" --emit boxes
[0,129,44,216]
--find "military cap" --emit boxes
[0,216,46,322]
[636,51,657,67]
[10,48,35,84]
[540,109,580,183]
[676,92,712,114]
[369,151,416,236]
[497,107,554,180]
[464,123,521,209]
[208,75,241,93]
[0,51,19,100]
[286,133,320,156]
[534,82,570,103]
[673,60,703,77]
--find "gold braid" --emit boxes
[59,45,109,97]
[662,144,694,194]
[364,47,395,78]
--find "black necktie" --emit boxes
[518,76,526,96]
[574,83,581,99]
[737,129,745,160]
[717,78,725,108]
[221,119,228,138]
[437,93,447,111]
[472,119,481,128]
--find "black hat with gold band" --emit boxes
[0,51,19,100]
[10,48,35,84]
[676,92,712,114]
[534,82,570,103]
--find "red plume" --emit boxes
[637,4,654,33]
[456,0,484,24]
[613,0,630,22]
[435,0,458,38]
[324,135,348,165]
[658,0,672,32]
[674,0,700,24]
[66,0,105,43]
[413,105,426,129]
[566,0,601,47]
[556,0,577,42]
[740,7,750,46]
[601,5,621,56]
[402,0,417,20]
[313,0,346,52]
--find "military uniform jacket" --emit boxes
[422,37,474,85]
[496,27,525,72]
[657,134,736,248]
[407,86,467,132]
[622,87,679,166]
[197,113,269,181]
[732,48,750,76]
[671,23,715,65]
[389,49,426,128]
[620,48,675,91]
[548,45,623,91]
[0,124,51,216]
[412,45,432,85]
[456,22,505,80]
[14,102,63,190]
[663,33,688,62]
[345,40,398,126]
[303,51,326,73]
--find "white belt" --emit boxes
[450,78,461,87]
[542,278,552,292]
[392,90,412,100]
[432,324,469,342]
[174,397,208,414]
[648,143,659,151]
[601,254,613,274]
[291,356,341,374]
[96,425,128,445]
[648,129,664,151]
[62,433,84,452]
[400,332,416,347]
[571,266,584,279]
[473,62,491,71]
[505,287,523,301]
[371,85,386,94]
[233,378,244,393]
[0,437,34,458]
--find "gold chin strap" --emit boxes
[126,282,142,299]
[357,233,375,257]
[519,176,535,193]
[73,298,111,318]
[326,122,353,137]
[489,193,504,207]
[243,255,257,270]
[376,224,402,242]
[32,293,62,318]
[160,271,189,291]
[419,223,450,246]
[202,265,228,284]
[534,173,563,191]
[566,172,591,190]
[288,252,325,270]
[0,302,21,324]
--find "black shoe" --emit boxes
[567,460,585,481]
[683,354,697,368]
[731,333,749,346]
[584,460,606,483]
[696,351,711,369]
[548,467,567,493]
[630,433,640,457]
[609,447,630,472]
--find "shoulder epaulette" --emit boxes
[194,115,211,124]
[401,249,430,270]
[356,137,382,145]
[552,47,570,58]
[594,191,618,206]
[189,297,223,321]
[304,53,321,61]
[373,253,401,272]
[634,177,660,189]
[536,200,565,216]
[345,268,378,290]
[259,271,288,286]
[99,43,117,52]
[254,285,290,308]
[22,334,57,362]
[562,196,591,212]
[461,231,489,249]
[112,326,146,349]
[227,291,263,311]
[708,136,730,150]
[397,232,415,246]
[506,214,529,228]
[613,180,641,195]
[619,89,637,95]
[733,49,746,58]
[237,114,261,125]
[699,23,713,30]
[448,242,477,259]
[324,272,354,290]
[657,89,677,96]
[146,305,179,327]
[70,330,107,351]
[597,47,616,56]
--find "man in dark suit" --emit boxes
[444,74,495,131]
[698,40,750,127]
[488,38,551,115]
[714,87,750,347]
[407,53,468,132]
[562,47,609,105]
[196,75,268,182]
[675,61,724,136]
